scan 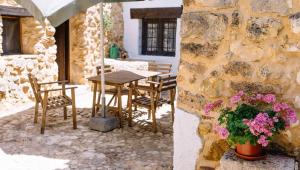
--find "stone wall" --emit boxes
[0,0,57,103]
[69,3,124,84]
[178,0,300,169]
[20,17,44,54]
[0,0,20,7]
[0,19,57,103]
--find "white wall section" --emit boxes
[122,0,182,73]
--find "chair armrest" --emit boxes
[40,87,77,93]
[158,73,172,77]
[146,81,160,85]
[38,80,68,85]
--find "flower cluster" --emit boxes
[204,91,298,147]
[243,113,275,146]
[273,102,297,127]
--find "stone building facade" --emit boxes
[0,0,123,103]
[176,0,300,169]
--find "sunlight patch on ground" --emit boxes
[0,102,34,118]
[0,149,69,170]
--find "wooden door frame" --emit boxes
[55,20,70,82]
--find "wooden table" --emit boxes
[87,70,160,127]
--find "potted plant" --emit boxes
[204,91,298,160]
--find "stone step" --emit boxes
[220,150,297,170]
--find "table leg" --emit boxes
[134,80,138,111]
[92,82,98,117]
[96,83,101,112]
[128,83,133,127]
[117,85,123,128]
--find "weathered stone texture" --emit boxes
[181,12,228,57]
[220,150,296,170]
[0,0,20,7]
[246,17,283,42]
[69,3,124,84]
[0,20,57,103]
[251,0,291,16]
[180,0,300,169]
[20,17,44,54]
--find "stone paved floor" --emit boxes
[0,86,173,170]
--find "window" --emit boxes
[142,19,176,56]
[2,17,21,55]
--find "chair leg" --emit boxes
[151,108,157,133]
[34,102,39,124]
[150,96,157,133]
[148,110,151,120]
[71,89,77,129]
[170,89,175,122]
[41,92,48,134]
[63,107,67,120]
[41,108,47,134]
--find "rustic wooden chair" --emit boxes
[128,75,177,132]
[28,74,77,134]
[95,65,129,112]
[134,63,173,111]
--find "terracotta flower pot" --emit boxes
[236,141,262,156]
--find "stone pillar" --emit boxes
[176,0,300,169]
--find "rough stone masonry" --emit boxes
[177,0,300,169]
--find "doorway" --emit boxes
[54,20,70,82]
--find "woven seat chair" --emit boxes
[28,74,77,134]
[128,75,177,132]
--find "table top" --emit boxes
[87,70,161,85]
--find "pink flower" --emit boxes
[256,94,263,100]
[273,102,298,127]
[262,94,276,104]
[230,91,244,104]
[257,135,269,147]
[273,116,279,122]
[273,102,289,112]
[215,126,229,139]
[204,100,223,115]
[243,113,275,137]
[204,103,214,115]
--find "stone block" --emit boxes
[202,133,230,161]
[230,81,277,94]
[198,0,237,8]
[88,116,119,132]
[220,150,296,170]
[251,0,291,16]
[177,88,206,114]
[246,17,283,42]
[223,61,252,77]
[181,12,228,44]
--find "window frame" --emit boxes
[141,18,176,57]
[2,16,22,55]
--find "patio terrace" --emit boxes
[0,86,173,170]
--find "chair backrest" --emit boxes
[148,63,172,74]
[28,74,42,102]
[96,65,113,75]
[157,75,177,92]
